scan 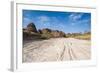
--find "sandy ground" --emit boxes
[23,38,91,62]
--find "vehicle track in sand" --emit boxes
[23,38,91,62]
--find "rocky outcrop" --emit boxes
[23,22,66,40]
[23,23,39,40]
[38,28,66,38]
[27,22,37,33]
[51,30,66,38]
[39,28,51,34]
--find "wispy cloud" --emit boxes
[37,16,50,24]
[23,10,91,33]
[37,16,61,26]
[23,17,36,28]
[69,13,83,22]
[23,17,32,22]
[68,13,90,26]
[23,17,32,28]
[35,15,67,31]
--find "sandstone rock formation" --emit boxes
[27,22,37,33]
[23,22,66,40]
[38,28,66,38]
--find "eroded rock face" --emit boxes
[23,22,66,40]
[38,28,51,34]
[27,23,37,33]
[51,30,66,38]
[38,28,66,38]
[23,23,39,40]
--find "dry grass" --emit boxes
[74,34,91,40]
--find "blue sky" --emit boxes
[23,10,91,33]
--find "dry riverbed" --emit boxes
[23,38,91,62]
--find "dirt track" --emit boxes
[23,38,91,62]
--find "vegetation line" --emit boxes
[23,23,91,41]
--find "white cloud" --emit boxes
[36,16,61,26]
[70,23,75,26]
[37,16,50,25]
[68,13,91,26]
[23,17,32,28]
[24,17,32,22]
[36,15,67,31]
[69,13,83,22]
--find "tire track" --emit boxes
[74,46,90,58]
[23,38,91,62]
[71,42,90,59]
[67,43,77,60]
[60,45,66,60]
